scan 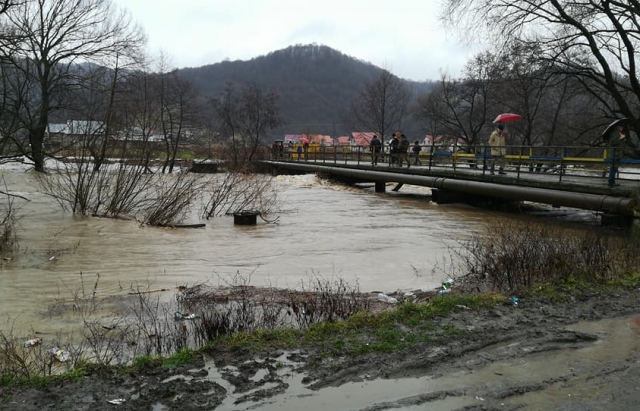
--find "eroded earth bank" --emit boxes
[3,288,640,411]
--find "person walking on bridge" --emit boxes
[488,124,508,175]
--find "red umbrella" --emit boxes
[493,113,523,123]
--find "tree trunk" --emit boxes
[31,107,48,173]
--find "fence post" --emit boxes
[559,147,565,182]
[482,145,488,175]
[429,141,435,171]
[452,141,457,171]
[517,145,523,181]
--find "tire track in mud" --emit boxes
[301,292,640,410]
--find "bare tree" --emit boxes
[0,0,145,172]
[0,1,11,14]
[0,63,28,159]
[119,69,162,172]
[413,90,443,140]
[415,53,499,149]
[348,69,409,144]
[213,82,284,167]
[203,171,279,218]
[154,54,198,174]
[443,0,640,150]
[213,82,241,166]
[0,1,24,47]
[502,60,603,149]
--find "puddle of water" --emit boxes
[500,314,640,410]
[151,402,169,411]
[251,368,270,382]
[161,374,192,384]
[215,315,640,410]
[143,317,640,410]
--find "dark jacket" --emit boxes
[370,138,382,153]
[399,138,410,152]
[389,137,399,153]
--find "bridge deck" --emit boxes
[272,158,637,195]
[264,157,639,217]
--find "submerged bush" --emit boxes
[0,272,373,384]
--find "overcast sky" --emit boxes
[114,0,477,82]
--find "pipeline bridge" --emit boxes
[264,143,640,224]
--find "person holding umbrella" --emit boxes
[300,136,310,160]
[488,124,508,174]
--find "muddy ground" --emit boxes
[2,289,640,410]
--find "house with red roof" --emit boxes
[351,132,376,146]
[301,134,334,146]
[336,136,351,146]
[334,132,378,147]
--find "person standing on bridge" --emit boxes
[412,140,422,165]
[389,133,400,167]
[488,124,508,175]
[370,134,382,166]
[606,123,626,186]
[398,133,411,168]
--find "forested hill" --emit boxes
[176,44,434,137]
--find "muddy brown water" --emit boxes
[0,164,600,338]
[197,315,640,411]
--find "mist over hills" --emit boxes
[176,44,435,139]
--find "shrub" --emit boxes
[453,220,640,294]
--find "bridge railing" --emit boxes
[273,143,640,183]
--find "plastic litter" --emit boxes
[442,278,454,289]
[509,296,519,307]
[174,312,201,320]
[377,293,398,304]
[50,347,70,362]
[23,337,43,348]
[438,289,451,295]
[107,399,126,405]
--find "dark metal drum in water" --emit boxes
[233,211,259,225]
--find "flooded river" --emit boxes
[0,164,600,337]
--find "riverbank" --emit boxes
[2,286,640,410]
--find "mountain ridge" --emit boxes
[176,44,434,138]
